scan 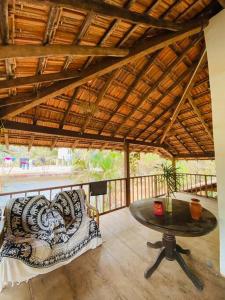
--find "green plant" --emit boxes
[155,162,181,196]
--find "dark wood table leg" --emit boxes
[144,249,165,278]
[147,241,163,249]
[145,233,203,290]
[174,251,204,290]
[176,244,191,255]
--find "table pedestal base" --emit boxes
[145,233,204,290]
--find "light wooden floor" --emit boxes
[1,193,225,300]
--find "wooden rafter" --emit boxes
[176,119,206,153]
[81,70,119,133]
[187,95,213,141]
[173,135,191,153]
[0,70,80,90]
[0,44,129,60]
[112,36,202,137]
[99,51,159,135]
[141,98,180,141]
[124,64,195,138]
[0,24,205,119]
[160,48,207,144]
[59,88,79,129]
[0,0,9,45]
[21,0,203,31]
[60,0,135,124]
[63,11,94,70]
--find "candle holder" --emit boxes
[153,201,164,216]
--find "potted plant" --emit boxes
[155,162,181,213]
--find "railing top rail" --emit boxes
[0,173,216,197]
[0,177,127,197]
[176,173,216,177]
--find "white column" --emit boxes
[205,9,225,276]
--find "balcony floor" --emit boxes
[0,193,225,300]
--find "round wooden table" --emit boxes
[129,198,217,290]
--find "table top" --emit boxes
[129,198,217,237]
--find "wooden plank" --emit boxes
[0,0,9,45]
[0,44,129,60]
[21,0,200,31]
[0,24,207,119]
[187,95,214,142]
[160,48,207,144]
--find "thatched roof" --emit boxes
[0,0,221,159]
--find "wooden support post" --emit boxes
[172,157,177,192]
[124,142,130,207]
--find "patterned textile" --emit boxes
[0,190,101,268]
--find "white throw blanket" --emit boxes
[0,190,102,291]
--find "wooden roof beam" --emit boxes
[187,95,213,142]
[24,0,203,31]
[0,45,129,60]
[3,120,170,152]
[160,48,207,144]
[0,0,9,45]
[174,152,214,159]
[0,24,207,119]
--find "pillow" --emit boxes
[52,189,86,221]
[6,195,50,237]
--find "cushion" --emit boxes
[52,189,86,227]
[5,195,68,245]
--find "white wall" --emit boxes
[205,10,225,276]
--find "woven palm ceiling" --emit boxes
[0,0,222,158]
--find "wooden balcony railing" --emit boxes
[0,173,217,215]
